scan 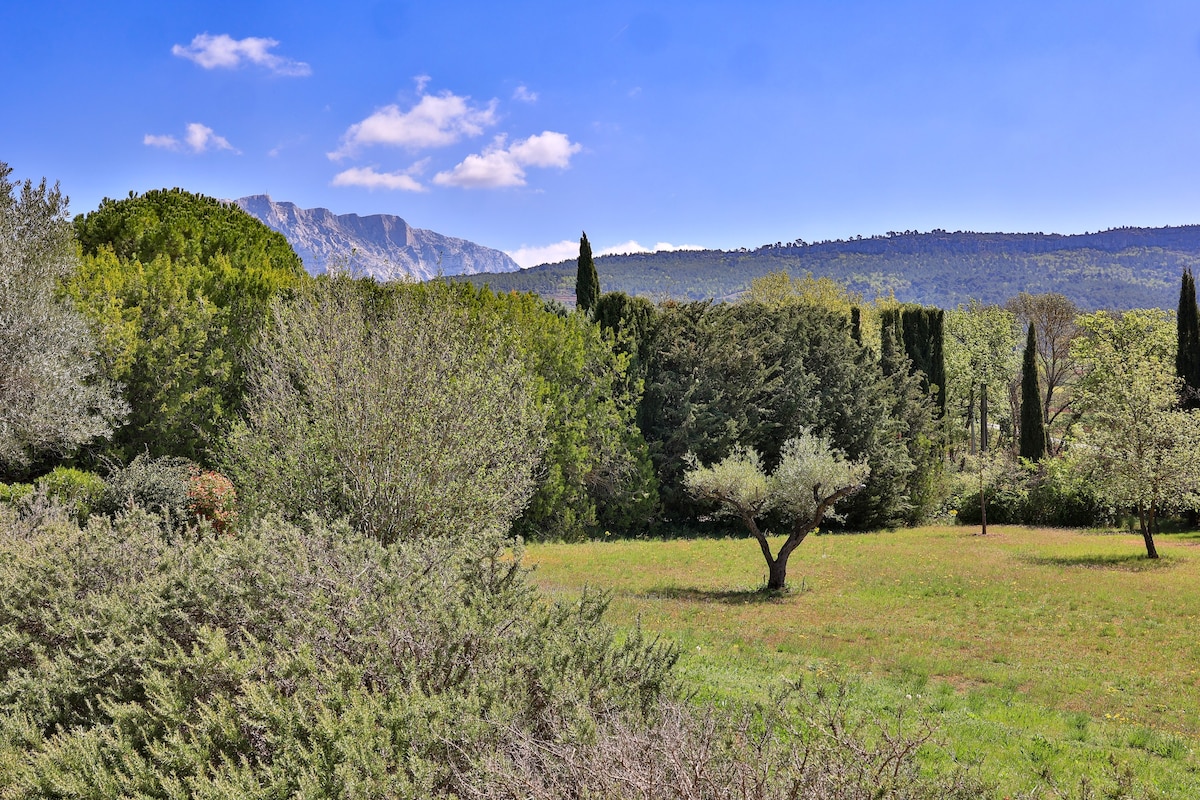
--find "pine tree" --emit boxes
[1020,322,1046,461]
[575,231,600,315]
[1176,268,1200,410]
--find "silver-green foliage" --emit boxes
[0,163,125,476]
[0,505,678,797]
[684,430,868,589]
[223,277,546,544]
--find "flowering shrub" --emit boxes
[187,470,237,534]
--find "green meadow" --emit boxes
[526,526,1200,798]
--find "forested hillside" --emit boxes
[459,226,1200,310]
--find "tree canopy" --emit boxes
[223,277,545,545]
[68,189,306,464]
[684,431,868,590]
[1071,309,1200,557]
[0,163,125,480]
[575,231,600,314]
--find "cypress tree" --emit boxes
[1177,268,1200,410]
[1019,322,1046,461]
[575,231,600,315]
[926,308,946,419]
[879,308,903,375]
[894,305,945,419]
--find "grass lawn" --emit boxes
[526,525,1200,798]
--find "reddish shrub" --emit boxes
[187,470,238,534]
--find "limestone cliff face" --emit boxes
[235,195,520,281]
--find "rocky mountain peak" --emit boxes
[235,195,520,281]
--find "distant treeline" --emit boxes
[458,226,1200,310]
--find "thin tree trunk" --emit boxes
[980,383,989,535]
[767,530,813,590]
[1140,506,1159,559]
[743,513,781,586]
[967,384,976,455]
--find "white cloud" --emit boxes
[143,133,181,150]
[414,74,432,93]
[513,84,538,103]
[432,139,524,188]
[144,123,239,154]
[506,238,704,268]
[508,131,579,168]
[330,164,428,192]
[598,241,705,256]
[329,91,498,159]
[506,239,579,268]
[172,33,311,76]
[434,131,581,189]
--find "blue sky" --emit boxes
[6,1,1200,266]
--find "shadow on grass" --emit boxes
[1023,553,1176,571]
[643,585,792,604]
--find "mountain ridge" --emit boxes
[458,224,1200,311]
[235,195,520,281]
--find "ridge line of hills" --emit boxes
[459,224,1200,311]
[232,190,1200,310]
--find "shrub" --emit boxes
[98,453,197,520]
[0,509,985,798]
[953,455,1109,528]
[224,278,545,545]
[0,512,678,797]
[0,482,33,507]
[35,466,105,523]
[187,470,238,533]
[462,682,991,800]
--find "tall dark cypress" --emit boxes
[575,231,600,315]
[926,308,946,419]
[879,308,903,374]
[1020,322,1046,461]
[895,305,945,419]
[1177,268,1200,409]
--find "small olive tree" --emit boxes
[223,277,546,545]
[684,431,868,590]
[0,163,125,478]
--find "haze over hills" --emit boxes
[459,225,1200,311]
[235,195,520,281]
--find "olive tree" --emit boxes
[0,163,125,479]
[223,277,546,544]
[684,431,868,590]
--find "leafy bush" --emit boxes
[0,507,985,798]
[187,469,238,534]
[35,466,105,523]
[224,277,546,545]
[98,452,198,519]
[0,510,677,796]
[0,482,33,506]
[953,455,1109,527]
